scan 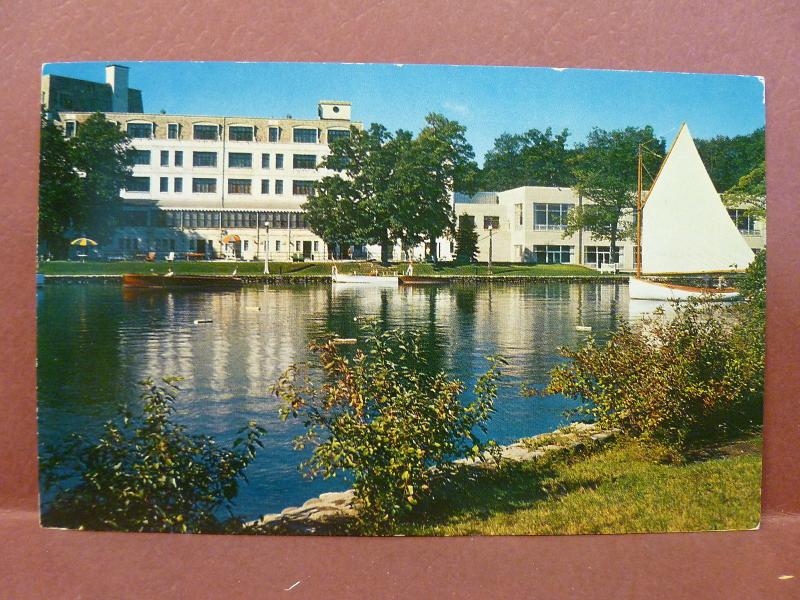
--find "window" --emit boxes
[125,176,150,192]
[293,154,317,169]
[261,153,270,169]
[192,178,216,193]
[276,240,281,251]
[167,123,179,139]
[127,122,153,139]
[244,240,249,251]
[174,177,183,193]
[228,152,252,168]
[728,209,760,235]
[534,245,573,264]
[275,153,284,169]
[228,179,252,194]
[174,151,183,167]
[515,204,523,228]
[160,177,168,192]
[458,214,475,229]
[293,128,318,143]
[483,216,500,229]
[160,150,169,167]
[261,179,270,194]
[220,212,258,228]
[121,210,149,226]
[192,151,217,167]
[182,211,219,229]
[268,126,280,142]
[584,246,623,267]
[130,150,151,165]
[193,124,219,140]
[313,241,319,252]
[327,129,350,143]
[64,121,77,138]
[229,126,254,141]
[533,203,572,230]
[293,180,315,195]
[275,180,283,194]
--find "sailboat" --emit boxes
[629,124,754,301]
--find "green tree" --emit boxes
[275,323,502,531]
[479,128,575,190]
[41,378,265,533]
[454,213,479,264]
[567,126,665,264]
[71,113,133,244]
[38,111,83,258]
[695,128,764,192]
[723,161,766,219]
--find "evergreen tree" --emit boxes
[454,214,478,264]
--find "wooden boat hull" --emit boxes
[628,276,739,301]
[332,273,399,286]
[122,274,244,288]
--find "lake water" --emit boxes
[37,280,629,519]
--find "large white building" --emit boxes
[58,98,362,261]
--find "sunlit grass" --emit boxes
[394,436,761,535]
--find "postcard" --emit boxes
[37,62,765,535]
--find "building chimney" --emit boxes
[105,64,129,112]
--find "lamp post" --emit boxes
[263,222,270,275]
[487,224,493,274]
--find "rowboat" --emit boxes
[331,266,398,286]
[630,124,754,301]
[122,274,244,288]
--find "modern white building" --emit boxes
[453,186,765,270]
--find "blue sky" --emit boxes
[43,62,765,165]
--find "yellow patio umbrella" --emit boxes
[71,237,98,247]
[222,234,241,244]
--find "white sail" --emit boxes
[641,124,754,274]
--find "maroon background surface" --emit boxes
[1,1,799,598]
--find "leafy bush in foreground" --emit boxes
[41,378,265,533]
[545,299,763,453]
[274,323,503,531]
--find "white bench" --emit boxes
[599,263,619,273]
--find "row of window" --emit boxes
[527,245,625,265]
[130,149,318,170]
[118,236,318,254]
[122,209,310,229]
[125,176,315,196]
[125,122,350,143]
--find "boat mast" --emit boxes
[636,143,643,277]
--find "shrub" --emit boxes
[274,323,503,531]
[41,378,265,533]
[545,300,763,452]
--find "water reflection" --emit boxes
[39,280,630,519]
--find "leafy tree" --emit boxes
[41,378,265,533]
[479,127,575,191]
[567,126,665,264]
[38,112,132,256]
[307,114,477,263]
[454,213,479,264]
[723,161,766,219]
[71,113,133,244]
[695,128,764,192]
[38,111,82,257]
[275,323,502,531]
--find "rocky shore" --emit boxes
[249,422,618,534]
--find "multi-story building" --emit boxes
[57,100,361,261]
[42,64,143,117]
[454,186,766,269]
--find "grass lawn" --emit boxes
[394,436,762,535]
[39,260,605,278]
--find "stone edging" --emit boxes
[249,422,617,534]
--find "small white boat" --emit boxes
[630,124,754,302]
[331,265,399,286]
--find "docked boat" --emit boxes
[331,265,399,286]
[122,274,244,288]
[630,124,754,301]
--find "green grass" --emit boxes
[393,436,762,535]
[39,260,605,278]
